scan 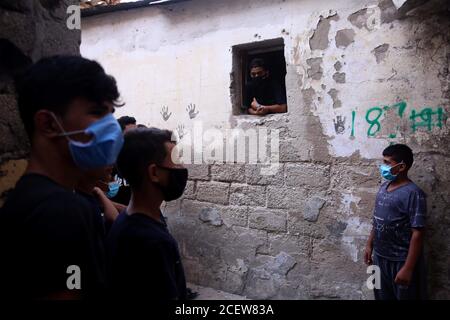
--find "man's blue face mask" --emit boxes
[379,162,404,181]
[51,112,124,169]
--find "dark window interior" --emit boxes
[231,38,287,115]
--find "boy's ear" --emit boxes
[34,110,61,138]
[398,162,408,173]
[147,163,160,184]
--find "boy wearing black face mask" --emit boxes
[105,128,188,300]
[364,144,427,300]
[244,58,287,115]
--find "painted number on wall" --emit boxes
[349,101,445,138]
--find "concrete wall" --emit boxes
[0,0,81,206]
[81,0,450,299]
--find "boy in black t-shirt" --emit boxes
[0,56,123,299]
[106,128,188,300]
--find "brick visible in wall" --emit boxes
[185,164,210,181]
[266,185,308,209]
[211,163,245,182]
[244,164,284,186]
[229,183,266,207]
[249,207,287,232]
[196,181,229,205]
[285,163,330,190]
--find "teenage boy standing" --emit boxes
[365,144,427,300]
[0,56,123,299]
[106,128,188,300]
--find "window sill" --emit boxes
[231,112,288,125]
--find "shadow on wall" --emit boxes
[0,39,32,93]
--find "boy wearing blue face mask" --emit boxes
[0,56,123,300]
[364,144,427,300]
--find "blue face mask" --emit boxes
[52,113,124,169]
[379,162,403,181]
[106,181,120,199]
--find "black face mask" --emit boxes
[156,166,188,201]
[250,75,268,87]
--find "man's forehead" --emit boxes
[251,66,265,72]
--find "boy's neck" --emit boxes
[26,150,80,190]
[127,191,163,223]
[390,175,410,187]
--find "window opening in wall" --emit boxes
[231,38,287,116]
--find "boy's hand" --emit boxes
[92,186,106,199]
[394,229,423,286]
[364,244,373,265]
[395,266,413,286]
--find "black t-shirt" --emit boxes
[245,78,287,108]
[105,211,187,300]
[0,174,106,299]
[78,191,107,238]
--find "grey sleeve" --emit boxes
[409,191,426,228]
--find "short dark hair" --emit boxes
[249,58,267,70]
[117,128,174,189]
[382,144,414,168]
[117,116,137,131]
[15,55,122,138]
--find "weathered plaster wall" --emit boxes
[82,0,449,299]
[0,0,81,206]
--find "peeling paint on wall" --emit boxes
[333,72,346,83]
[372,43,390,63]
[327,88,342,109]
[335,28,356,48]
[309,13,339,51]
[306,57,323,80]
